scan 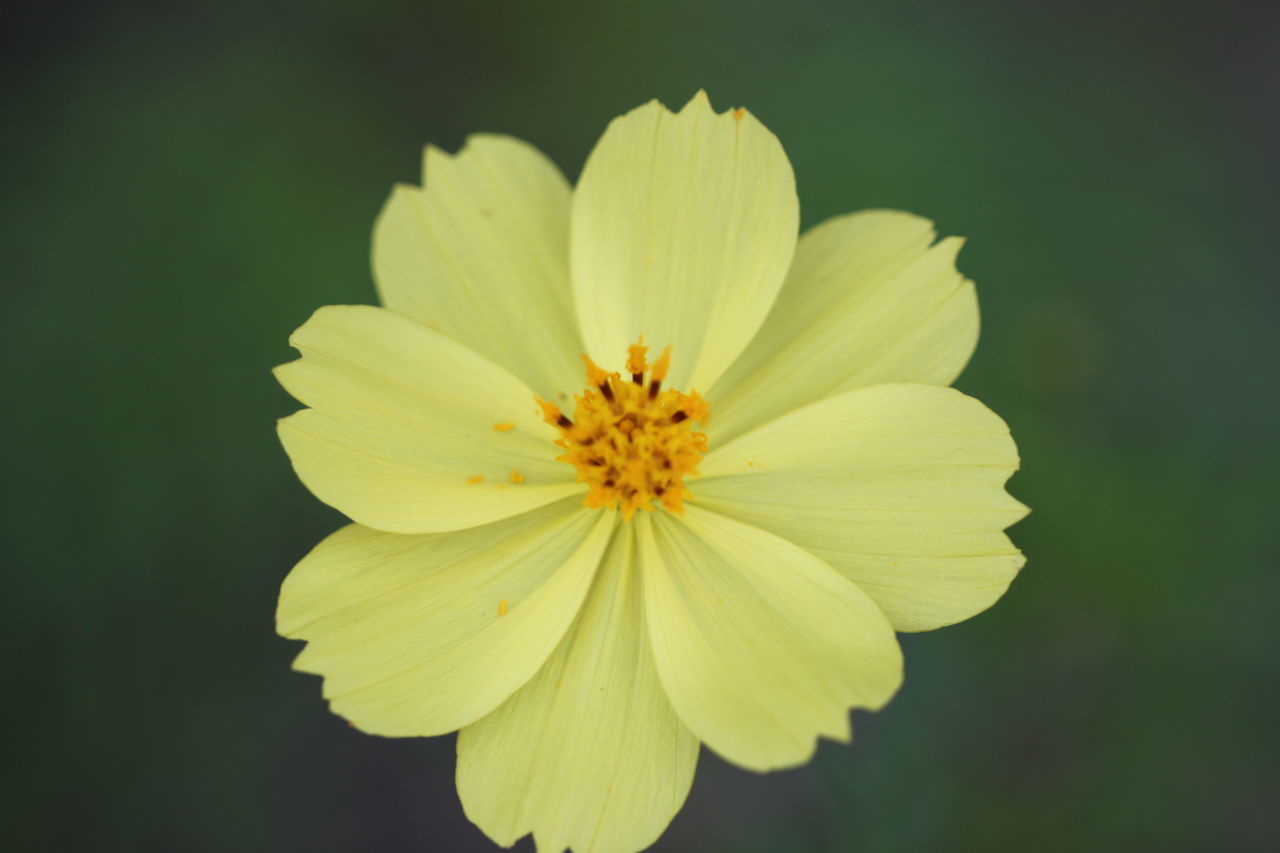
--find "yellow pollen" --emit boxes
[536,339,709,520]
[498,599,508,616]
[492,422,515,432]
[466,475,484,484]
[509,470,525,484]
[733,107,746,120]
[626,339,649,376]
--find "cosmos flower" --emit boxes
[275,91,1026,853]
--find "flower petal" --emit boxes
[457,522,698,853]
[696,384,1027,633]
[638,506,903,772]
[278,500,615,737]
[571,91,798,391]
[276,305,582,533]
[373,134,585,397]
[706,211,978,445]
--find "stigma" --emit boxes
[536,339,710,519]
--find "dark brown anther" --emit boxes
[654,485,666,496]
[556,414,573,429]
[631,372,644,385]
[599,382,614,401]
[648,380,661,399]
[671,410,688,423]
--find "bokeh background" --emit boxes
[5,0,1277,850]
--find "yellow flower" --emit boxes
[275,91,1026,853]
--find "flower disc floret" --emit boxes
[537,340,709,518]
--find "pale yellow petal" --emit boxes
[275,305,581,533]
[373,134,584,397]
[696,383,1027,632]
[639,506,903,772]
[707,211,978,444]
[458,523,698,853]
[571,91,798,391]
[278,500,614,737]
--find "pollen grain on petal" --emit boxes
[492,422,515,432]
[498,599,508,616]
[466,475,485,484]
[509,470,525,484]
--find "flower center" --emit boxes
[537,339,710,519]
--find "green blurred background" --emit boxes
[5,0,1277,850]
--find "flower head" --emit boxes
[275,91,1026,853]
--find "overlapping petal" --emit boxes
[373,134,584,397]
[707,211,979,444]
[695,383,1027,632]
[276,305,583,533]
[458,524,698,853]
[278,500,614,737]
[638,506,903,772]
[571,91,798,391]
